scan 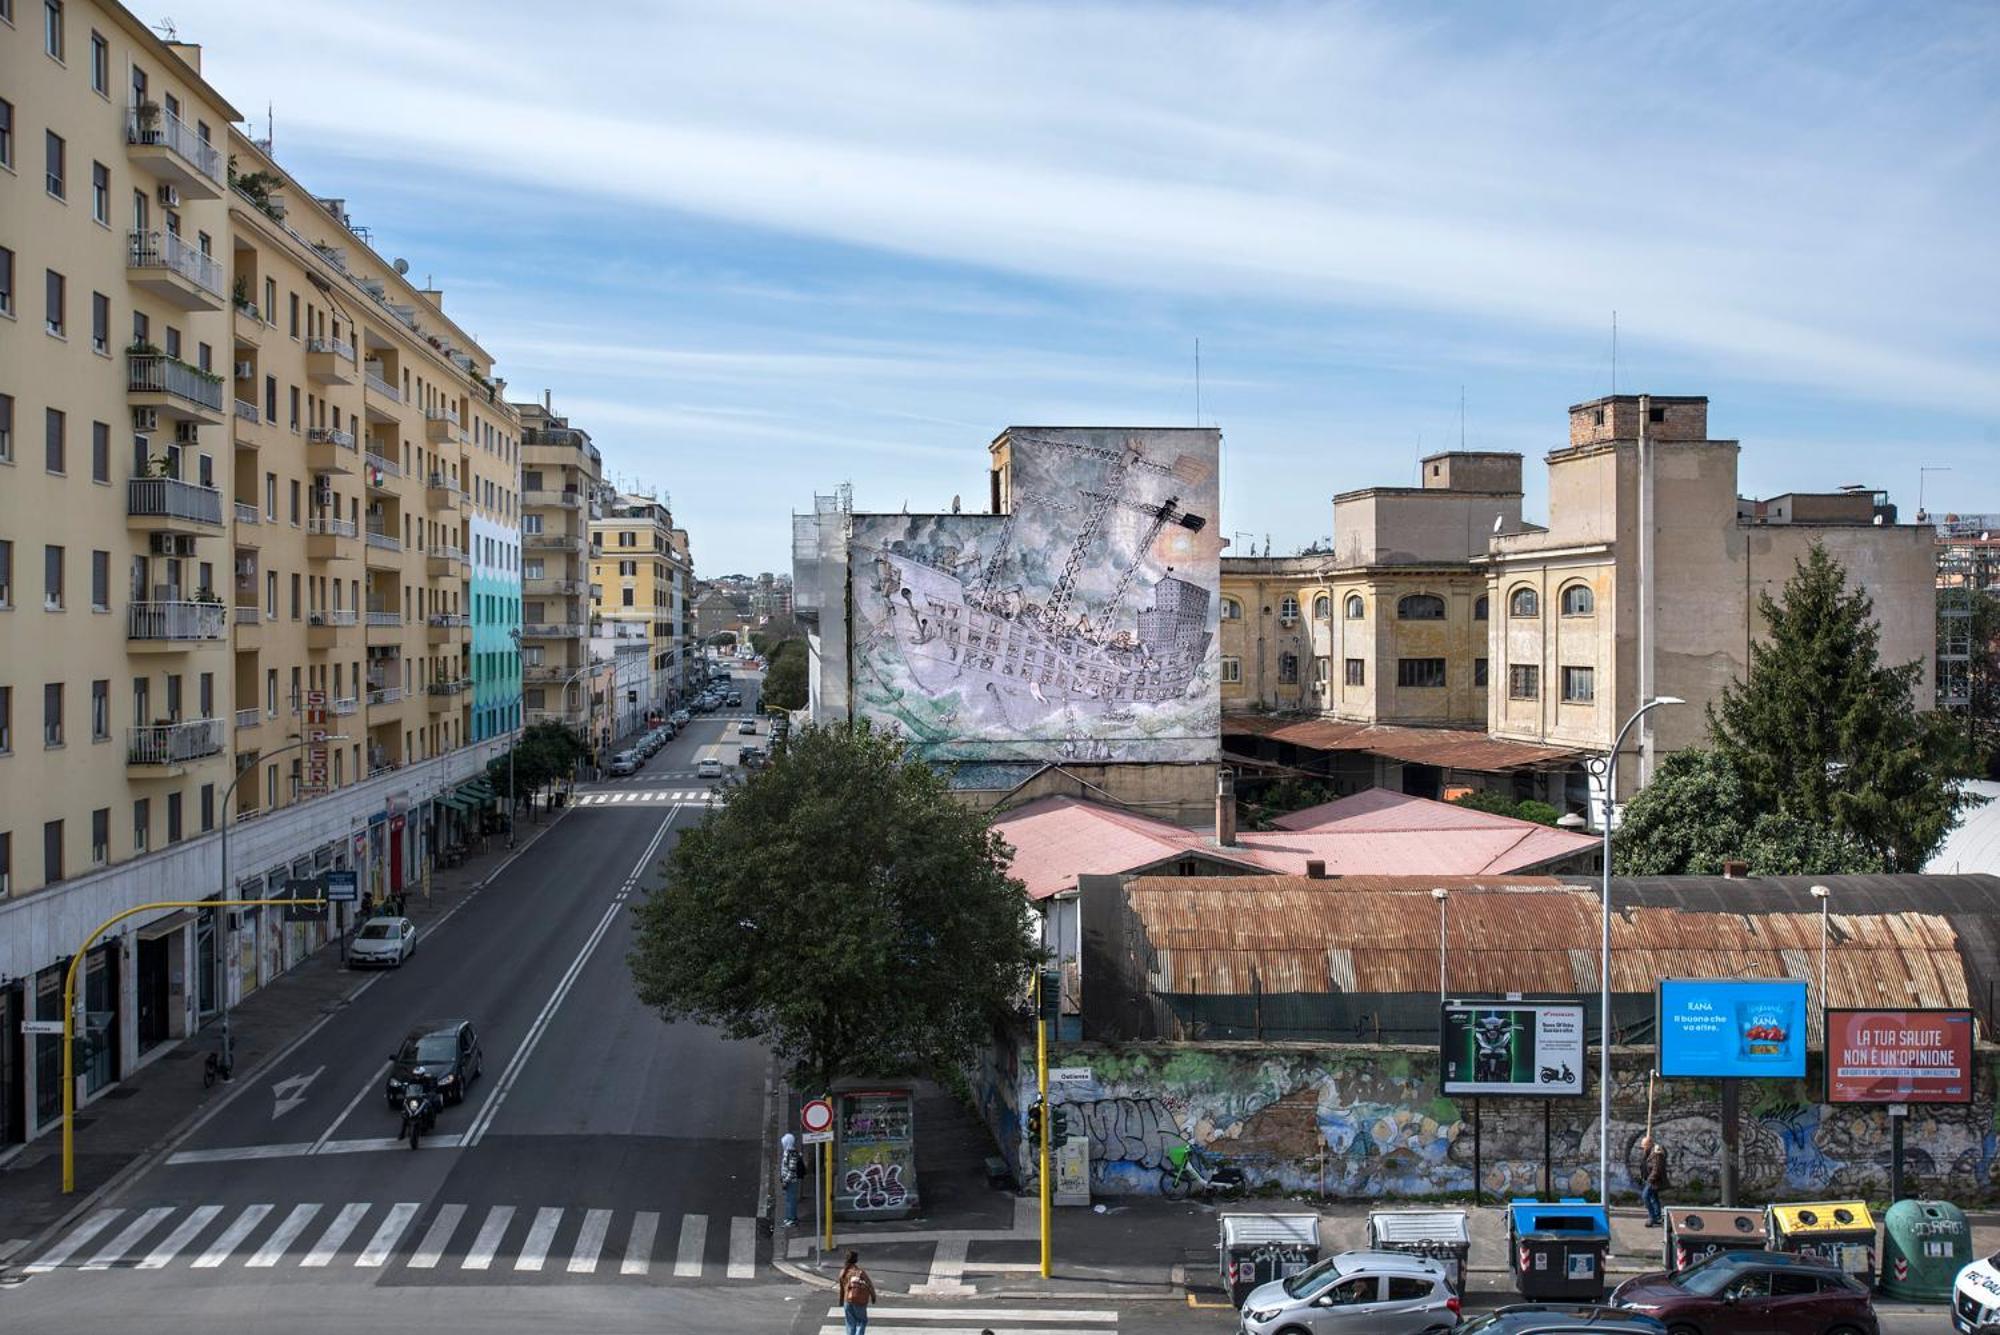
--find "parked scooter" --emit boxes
[1160,1142,1248,1201]
[400,1073,441,1150]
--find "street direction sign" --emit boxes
[800,1098,834,1134]
[21,1019,65,1036]
[801,1130,833,1145]
[325,869,359,903]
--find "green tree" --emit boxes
[487,722,586,806]
[627,723,1040,1092]
[1613,748,1879,875]
[1449,790,1562,826]
[1706,543,1969,871]
[760,638,809,712]
[1964,587,2000,778]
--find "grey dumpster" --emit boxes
[1220,1213,1321,1309]
[1662,1207,1765,1273]
[1508,1198,1610,1301]
[1368,1208,1471,1292]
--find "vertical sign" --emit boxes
[304,690,329,794]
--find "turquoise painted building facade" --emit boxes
[470,512,521,740]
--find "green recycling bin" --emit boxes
[1880,1198,1969,1301]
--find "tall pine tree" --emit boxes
[1706,543,1968,871]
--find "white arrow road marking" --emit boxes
[271,1065,325,1120]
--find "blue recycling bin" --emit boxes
[1508,1197,1611,1300]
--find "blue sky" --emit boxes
[195,0,1998,576]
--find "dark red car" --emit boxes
[1611,1251,1877,1335]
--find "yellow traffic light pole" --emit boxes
[61,898,323,1193]
[1037,971,1051,1279]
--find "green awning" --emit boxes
[437,794,471,814]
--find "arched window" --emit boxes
[1279,595,1300,621]
[1397,593,1446,621]
[1220,597,1242,621]
[1561,584,1595,616]
[1474,594,1490,621]
[1313,594,1331,620]
[1344,594,1365,620]
[1509,586,1539,618]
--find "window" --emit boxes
[1648,404,1666,423]
[621,587,634,607]
[133,797,149,853]
[201,783,214,832]
[44,820,63,885]
[1474,594,1489,621]
[1397,657,1447,688]
[45,268,65,335]
[44,407,64,472]
[91,289,108,351]
[1508,664,1540,700]
[1397,593,1446,620]
[1345,593,1364,619]
[263,277,275,323]
[1344,657,1365,686]
[1278,595,1300,621]
[1509,587,1539,617]
[91,161,107,224]
[0,539,9,607]
[289,479,299,525]
[1768,1273,1820,1297]
[617,559,636,577]
[91,807,108,865]
[0,685,9,751]
[1313,594,1330,620]
[43,681,63,746]
[90,420,108,481]
[167,791,182,843]
[43,543,62,609]
[1220,656,1241,684]
[1561,666,1595,703]
[1387,1278,1434,1301]
[1474,657,1489,687]
[90,549,107,609]
[288,291,299,337]
[91,678,107,738]
[90,29,107,92]
[45,130,64,198]
[1313,656,1330,686]
[0,833,7,896]
[1560,584,1595,616]
[1278,652,1299,684]
[0,245,13,315]
[0,99,11,170]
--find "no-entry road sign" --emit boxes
[800,1098,834,1135]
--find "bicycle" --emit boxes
[1159,1142,1247,1201]
[202,1050,231,1088]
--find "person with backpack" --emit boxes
[779,1133,804,1227]
[837,1249,876,1334]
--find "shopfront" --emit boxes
[0,981,25,1145]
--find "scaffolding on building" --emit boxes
[1935,515,2000,723]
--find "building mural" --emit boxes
[848,428,1222,763]
[975,1040,2000,1201]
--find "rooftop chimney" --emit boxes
[1721,859,1749,879]
[1216,770,1237,847]
[1305,859,1327,879]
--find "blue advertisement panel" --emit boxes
[1657,978,1808,1078]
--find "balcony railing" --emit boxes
[128,718,225,766]
[363,367,400,400]
[428,614,470,630]
[523,534,586,552]
[128,600,227,642]
[307,517,358,543]
[366,610,403,627]
[424,407,461,427]
[125,105,225,185]
[306,336,355,361]
[522,622,585,638]
[309,608,359,629]
[127,229,225,299]
[364,529,402,552]
[367,685,404,706]
[128,352,226,413]
[525,577,585,596]
[234,398,260,424]
[427,678,472,696]
[329,696,359,716]
[308,426,356,449]
[232,604,260,625]
[127,476,225,526]
[522,426,585,448]
[428,545,465,564]
[524,489,584,510]
[364,450,402,479]
[235,501,262,528]
[235,707,262,730]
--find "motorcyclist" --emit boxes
[1474,1013,1518,1082]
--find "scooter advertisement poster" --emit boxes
[1440,1002,1586,1096]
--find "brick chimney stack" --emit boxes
[1216,770,1237,847]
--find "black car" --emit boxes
[1456,1307,1667,1335]
[386,1019,483,1108]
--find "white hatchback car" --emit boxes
[350,916,417,967]
[696,757,724,780]
[1954,1251,2000,1332]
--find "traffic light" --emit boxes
[1038,968,1061,1025]
[1051,1104,1071,1144]
[1026,1101,1044,1149]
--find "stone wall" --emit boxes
[974,1038,2000,1203]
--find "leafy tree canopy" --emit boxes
[1449,789,1562,827]
[627,722,1040,1092]
[487,722,586,802]
[1613,748,1880,875]
[760,638,809,712]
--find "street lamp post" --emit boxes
[1592,695,1683,1206]
[1810,885,1831,1007]
[507,627,522,848]
[1431,888,1449,1003]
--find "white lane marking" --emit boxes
[166,1142,317,1165]
[191,1204,270,1267]
[246,1203,321,1267]
[673,1212,707,1278]
[514,1206,562,1272]
[270,1066,324,1120]
[461,1204,513,1270]
[727,1215,755,1279]
[80,1206,175,1270]
[310,1060,390,1154]
[300,1202,370,1266]
[567,1208,612,1274]
[821,1311,1119,1324]
[25,1209,123,1272]
[137,1205,222,1270]
[812,1328,1122,1335]
[356,1202,419,1267]
[621,1210,658,1276]
[316,1133,463,1155]
[406,1203,464,1269]
[463,811,675,1146]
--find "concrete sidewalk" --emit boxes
[0,809,569,1268]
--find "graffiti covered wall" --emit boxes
[973,1040,2000,1202]
[847,428,1222,763]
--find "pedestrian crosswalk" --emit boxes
[813,1305,1119,1334]
[573,789,719,807]
[26,1202,763,1279]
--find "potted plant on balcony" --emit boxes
[146,454,176,478]
[133,101,162,143]
[128,338,162,357]
[194,588,222,605]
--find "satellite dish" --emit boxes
[393,258,410,275]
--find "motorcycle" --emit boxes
[400,1074,441,1150]
[1540,1062,1575,1085]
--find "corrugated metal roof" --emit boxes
[1223,714,1582,771]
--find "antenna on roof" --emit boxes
[153,18,178,40]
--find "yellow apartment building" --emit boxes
[589,491,694,731]
[0,1,522,1147]
[516,398,604,742]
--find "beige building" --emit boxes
[589,492,694,725]
[0,2,522,1147]
[516,399,602,736]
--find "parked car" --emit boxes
[1954,1251,2000,1333]
[740,747,767,771]
[671,710,690,727]
[607,751,639,776]
[350,916,417,968]
[385,1019,483,1108]
[1611,1251,1877,1335]
[1453,1307,1667,1335]
[1239,1251,1460,1335]
[696,757,724,779]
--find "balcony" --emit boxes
[523,489,585,511]
[427,678,471,710]
[128,599,228,650]
[329,695,360,716]
[425,473,463,511]
[424,410,466,445]
[365,611,404,644]
[235,707,262,732]
[306,426,357,473]
[367,685,404,708]
[232,305,264,347]
[234,500,260,528]
[363,529,402,568]
[522,663,584,684]
[307,607,358,648]
[305,337,356,385]
[427,613,469,643]
[524,576,585,597]
[363,366,400,402]
[127,230,225,310]
[232,603,263,645]
[364,452,401,493]
[126,476,225,534]
[522,426,586,449]
[127,718,226,775]
[128,352,226,425]
[125,104,225,198]
[306,515,357,561]
[522,621,585,640]
[427,545,466,577]
[523,533,586,553]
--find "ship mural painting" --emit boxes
[849,427,1223,763]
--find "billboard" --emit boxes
[1657,978,1808,1078]
[1826,1009,1975,1104]
[846,427,1222,763]
[1441,1002,1586,1096]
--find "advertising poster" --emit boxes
[1657,978,1808,1078]
[1441,1002,1586,1096]
[1826,1009,1974,1104]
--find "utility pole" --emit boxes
[1037,969,1052,1279]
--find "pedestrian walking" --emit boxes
[1640,1136,1668,1227]
[779,1133,804,1227]
[837,1249,876,1335]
